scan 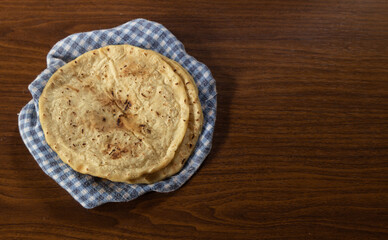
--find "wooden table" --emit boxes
[1,1,388,239]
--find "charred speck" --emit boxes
[102,117,106,122]
[109,149,116,155]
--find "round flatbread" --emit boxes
[127,55,203,184]
[39,45,190,182]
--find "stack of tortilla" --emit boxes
[39,45,203,184]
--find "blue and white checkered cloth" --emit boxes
[18,19,217,209]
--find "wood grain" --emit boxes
[1,0,388,239]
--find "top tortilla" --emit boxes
[39,45,190,182]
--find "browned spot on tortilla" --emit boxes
[124,99,132,111]
[105,144,128,159]
[117,117,122,127]
[122,62,148,78]
[84,85,96,93]
[64,85,79,92]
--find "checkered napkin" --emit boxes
[18,19,217,209]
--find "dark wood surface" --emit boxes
[1,0,388,239]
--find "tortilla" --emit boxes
[39,45,189,182]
